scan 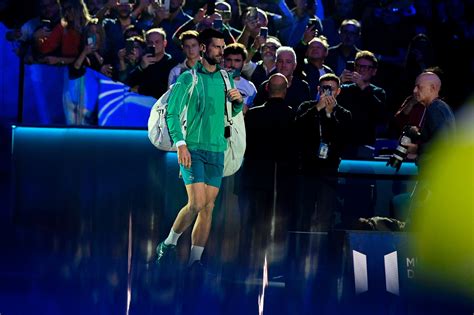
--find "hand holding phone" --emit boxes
[87,34,96,47]
[321,85,332,96]
[141,46,157,69]
[307,18,318,30]
[145,45,155,57]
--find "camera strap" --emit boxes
[417,106,427,129]
[416,98,444,134]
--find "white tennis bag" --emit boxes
[147,70,197,151]
[221,70,246,177]
[147,69,245,176]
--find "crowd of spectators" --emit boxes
[3,0,472,134]
[5,0,473,107]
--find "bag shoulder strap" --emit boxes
[190,68,198,89]
[219,69,233,125]
[179,69,199,127]
[186,69,198,102]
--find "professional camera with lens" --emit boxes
[386,125,421,171]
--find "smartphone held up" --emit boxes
[259,27,268,39]
[146,45,155,57]
[87,34,96,47]
[345,60,355,72]
[321,85,333,96]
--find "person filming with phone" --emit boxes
[294,73,351,231]
[325,19,361,76]
[126,27,177,99]
[237,7,269,56]
[337,50,388,155]
[137,0,192,62]
[117,36,145,82]
[71,20,113,79]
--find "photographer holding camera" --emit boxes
[294,73,351,231]
[361,70,456,231]
[399,71,455,168]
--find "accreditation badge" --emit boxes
[318,142,329,159]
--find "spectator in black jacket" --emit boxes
[245,73,295,163]
[126,27,177,99]
[295,73,351,231]
[241,73,296,256]
[325,19,361,76]
[295,34,334,99]
[252,46,311,112]
[338,50,387,156]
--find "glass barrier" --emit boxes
[0,23,20,124]
[21,64,155,127]
[12,126,418,231]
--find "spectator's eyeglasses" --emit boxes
[262,45,277,51]
[355,63,376,70]
[340,29,359,36]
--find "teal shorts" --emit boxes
[180,149,224,188]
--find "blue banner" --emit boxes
[20,64,156,127]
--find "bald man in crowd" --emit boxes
[244,73,295,161]
[382,70,456,229]
[240,73,296,258]
[408,71,456,165]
